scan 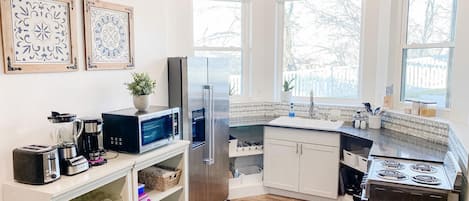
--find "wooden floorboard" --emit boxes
[231,194,305,201]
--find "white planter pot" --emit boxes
[133,95,150,112]
[280,91,292,102]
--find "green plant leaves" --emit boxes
[124,72,157,96]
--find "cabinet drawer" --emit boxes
[265,126,339,147]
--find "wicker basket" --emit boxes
[138,166,182,192]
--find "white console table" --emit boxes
[3,140,190,201]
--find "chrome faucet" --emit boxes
[309,90,317,119]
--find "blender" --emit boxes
[48,111,90,175]
[77,117,107,166]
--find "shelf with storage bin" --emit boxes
[132,142,188,201]
[3,152,135,201]
[229,126,264,158]
[341,149,369,173]
[3,140,190,201]
[228,166,265,200]
[229,140,264,158]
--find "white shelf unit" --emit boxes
[228,126,266,199]
[3,153,135,201]
[3,140,190,201]
[132,142,189,201]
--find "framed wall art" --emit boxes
[0,0,79,74]
[84,0,135,70]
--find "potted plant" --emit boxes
[125,72,156,112]
[281,77,295,102]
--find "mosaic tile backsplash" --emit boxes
[230,102,450,145]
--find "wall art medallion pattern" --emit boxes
[84,0,134,70]
[1,0,79,73]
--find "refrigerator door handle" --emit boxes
[203,84,215,165]
[209,85,215,165]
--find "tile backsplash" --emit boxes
[230,101,450,145]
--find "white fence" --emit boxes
[405,58,447,89]
[229,59,446,97]
[283,66,359,98]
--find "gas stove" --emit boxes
[367,158,452,191]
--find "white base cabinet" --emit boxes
[264,126,340,200]
[264,139,299,192]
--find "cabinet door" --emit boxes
[263,139,299,192]
[299,143,339,199]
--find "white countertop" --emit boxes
[3,140,190,201]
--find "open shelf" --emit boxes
[146,185,183,201]
[340,160,366,173]
[229,148,263,158]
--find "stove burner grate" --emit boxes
[376,170,408,181]
[410,163,437,174]
[381,160,405,170]
[411,175,441,185]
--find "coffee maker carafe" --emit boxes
[78,117,107,166]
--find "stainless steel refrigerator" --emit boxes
[168,57,229,201]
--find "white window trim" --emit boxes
[397,0,457,109]
[193,0,252,98]
[274,0,367,105]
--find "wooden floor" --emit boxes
[231,194,304,201]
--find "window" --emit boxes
[401,0,457,108]
[193,0,248,96]
[281,0,362,98]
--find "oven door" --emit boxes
[139,114,174,152]
[369,184,448,201]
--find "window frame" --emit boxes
[399,0,458,108]
[193,0,252,97]
[275,0,366,104]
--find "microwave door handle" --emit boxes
[203,85,214,165]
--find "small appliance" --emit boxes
[57,143,89,175]
[77,117,107,166]
[48,111,84,145]
[48,111,89,175]
[102,106,180,154]
[13,145,60,185]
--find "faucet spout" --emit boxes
[309,90,316,119]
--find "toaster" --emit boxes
[13,145,61,185]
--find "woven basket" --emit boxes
[138,166,182,192]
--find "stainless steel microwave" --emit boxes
[102,106,180,154]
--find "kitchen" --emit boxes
[1,0,469,201]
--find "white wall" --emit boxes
[0,0,168,200]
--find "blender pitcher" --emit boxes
[48,112,84,145]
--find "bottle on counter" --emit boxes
[289,102,296,117]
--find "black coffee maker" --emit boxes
[78,117,107,166]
